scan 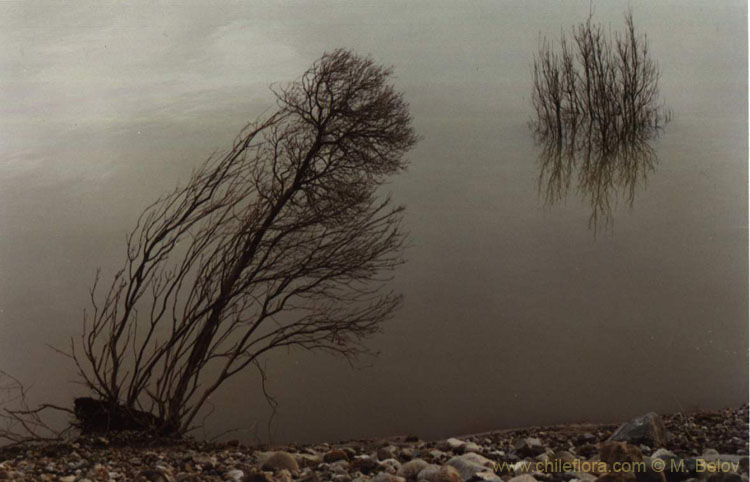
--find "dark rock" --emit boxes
[608,413,669,448]
[599,442,643,465]
[514,438,545,457]
[325,448,350,463]
[578,433,598,444]
[738,457,749,475]
[40,443,74,458]
[578,444,599,459]
[635,462,667,482]
[243,472,276,482]
[352,456,380,475]
[74,397,167,434]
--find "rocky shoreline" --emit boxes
[0,405,746,482]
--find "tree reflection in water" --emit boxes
[536,123,660,232]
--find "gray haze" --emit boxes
[0,0,747,443]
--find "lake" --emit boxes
[0,0,746,444]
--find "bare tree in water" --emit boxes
[531,9,669,232]
[531,9,670,143]
[69,49,417,435]
[537,122,657,231]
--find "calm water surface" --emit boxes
[0,0,746,443]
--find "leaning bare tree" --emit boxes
[70,49,417,435]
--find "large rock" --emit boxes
[261,451,300,474]
[447,455,491,480]
[73,397,165,434]
[608,413,669,448]
[398,459,430,480]
[514,438,545,457]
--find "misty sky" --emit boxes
[0,0,747,443]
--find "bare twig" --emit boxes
[1,371,74,446]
